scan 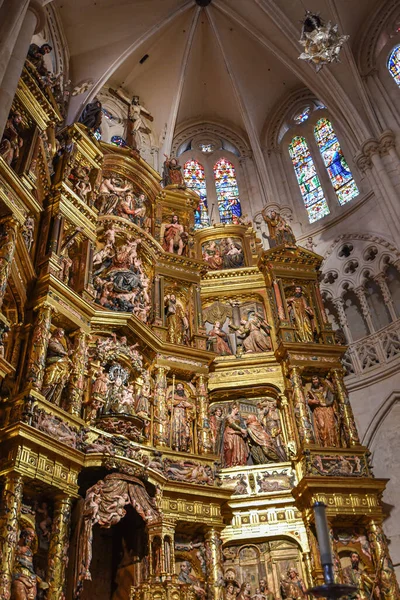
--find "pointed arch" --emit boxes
[183,159,210,229]
[314,118,359,206]
[388,44,400,87]
[288,136,329,224]
[213,158,241,224]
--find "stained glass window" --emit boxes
[388,45,400,87]
[183,159,210,229]
[294,107,311,124]
[288,136,330,223]
[102,108,115,121]
[314,118,359,206]
[111,135,129,148]
[213,158,241,224]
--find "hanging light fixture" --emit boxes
[298,11,349,71]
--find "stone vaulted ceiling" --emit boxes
[57,0,382,153]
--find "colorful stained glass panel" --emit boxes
[213,158,242,224]
[294,107,311,124]
[183,159,210,229]
[314,118,359,206]
[288,136,330,223]
[388,45,400,87]
[111,135,129,148]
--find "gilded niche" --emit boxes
[210,398,287,467]
[203,299,272,356]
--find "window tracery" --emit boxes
[288,136,330,223]
[388,44,400,86]
[314,118,359,206]
[213,158,242,224]
[183,159,210,229]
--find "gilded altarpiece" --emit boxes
[0,51,398,600]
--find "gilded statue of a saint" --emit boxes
[306,375,340,447]
[286,286,315,343]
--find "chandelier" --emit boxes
[298,11,349,71]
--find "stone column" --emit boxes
[367,519,400,598]
[0,217,19,309]
[0,472,24,599]
[0,0,29,86]
[332,297,353,343]
[153,366,169,447]
[46,495,73,600]
[331,368,360,447]
[205,529,224,600]
[354,286,375,334]
[25,303,53,390]
[374,273,397,322]
[195,374,212,454]
[288,366,315,445]
[0,1,45,140]
[68,330,88,416]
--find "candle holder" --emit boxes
[307,502,357,599]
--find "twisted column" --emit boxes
[0,472,24,599]
[374,273,397,322]
[333,297,353,343]
[354,286,375,333]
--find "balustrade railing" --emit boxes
[343,318,400,376]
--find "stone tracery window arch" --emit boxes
[313,118,359,206]
[388,44,400,87]
[213,158,242,224]
[183,159,210,229]
[288,136,330,223]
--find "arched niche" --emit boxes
[342,288,369,341]
[222,536,306,599]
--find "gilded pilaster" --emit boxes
[331,368,360,446]
[195,374,212,454]
[288,366,314,445]
[46,495,73,600]
[0,472,24,599]
[205,528,224,600]
[68,330,88,416]
[279,393,298,456]
[153,366,169,447]
[25,303,53,390]
[0,217,19,309]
